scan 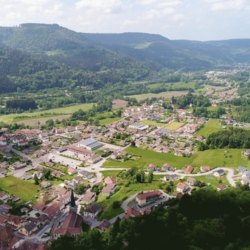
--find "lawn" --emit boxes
[195,119,225,138]
[194,175,230,189]
[163,122,185,131]
[141,120,165,127]
[100,171,123,179]
[188,149,249,168]
[0,176,38,203]
[99,117,121,125]
[103,147,189,170]
[0,103,94,123]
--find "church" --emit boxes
[53,190,83,240]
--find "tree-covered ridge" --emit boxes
[206,128,250,149]
[0,46,154,93]
[49,188,250,250]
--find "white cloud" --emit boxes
[75,0,123,13]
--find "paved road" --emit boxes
[147,167,236,187]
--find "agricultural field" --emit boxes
[0,176,38,203]
[0,103,94,124]
[128,91,188,101]
[112,99,128,109]
[141,120,165,127]
[163,122,185,131]
[195,119,225,137]
[188,149,249,168]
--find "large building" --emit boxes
[53,191,83,240]
[78,138,103,151]
[128,123,149,130]
[136,190,163,206]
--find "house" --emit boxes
[81,192,96,204]
[238,166,247,173]
[41,181,51,188]
[200,166,211,172]
[20,207,29,214]
[162,148,171,153]
[120,140,126,146]
[185,166,194,174]
[102,184,117,196]
[52,170,64,178]
[68,167,78,175]
[0,136,7,146]
[125,208,141,219]
[148,164,155,172]
[42,203,60,220]
[41,146,50,153]
[64,179,81,190]
[0,215,7,226]
[0,192,9,201]
[78,170,93,180]
[33,203,47,213]
[162,163,174,172]
[136,190,162,206]
[0,227,14,247]
[9,161,26,171]
[104,176,116,185]
[213,169,224,177]
[87,154,102,164]
[217,184,227,191]
[164,174,178,181]
[176,182,189,193]
[97,219,111,231]
[84,203,102,218]
[33,150,44,158]
[7,215,28,230]
[187,177,197,186]
[241,177,250,185]
[18,222,38,236]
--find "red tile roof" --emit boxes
[136,190,162,201]
[125,208,141,219]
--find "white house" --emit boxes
[83,203,102,218]
[213,169,224,177]
[176,182,189,193]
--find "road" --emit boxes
[147,167,236,187]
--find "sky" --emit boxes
[0,0,249,41]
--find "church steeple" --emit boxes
[70,189,76,209]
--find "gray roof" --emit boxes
[85,203,102,214]
[216,169,224,174]
[79,138,98,146]
[24,222,36,232]
[238,166,247,172]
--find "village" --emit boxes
[0,86,250,249]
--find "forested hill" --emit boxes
[83,32,250,69]
[0,46,153,93]
[1,24,250,71]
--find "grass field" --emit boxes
[141,120,165,127]
[188,149,249,168]
[163,122,185,131]
[195,119,224,137]
[148,82,195,90]
[103,147,189,169]
[0,103,94,123]
[0,176,38,203]
[128,91,188,101]
[194,175,230,189]
[100,171,123,179]
[99,117,121,125]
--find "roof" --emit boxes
[97,219,111,231]
[201,166,211,170]
[215,169,224,174]
[177,182,187,189]
[0,227,14,246]
[24,222,37,232]
[136,190,162,201]
[42,203,60,216]
[82,192,95,202]
[102,184,116,194]
[125,208,141,219]
[0,215,7,224]
[217,184,226,190]
[185,166,194,173]
[62,210,82,229]
[33,203,46,210]
[84,203,102,214]
[104,176,116,184]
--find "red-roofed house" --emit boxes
[200,166,211,172]
[176,182,189,193]
[104,176,116,185]
[125,208,141,219]
[42,203,60,220]
[185,166,194,174]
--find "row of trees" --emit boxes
[6,99,37,110]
